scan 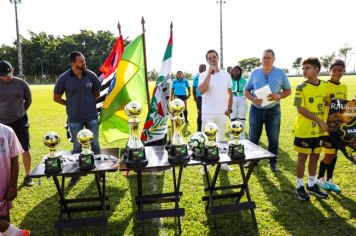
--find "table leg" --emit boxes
[136,170,145,234]
[172,166,184,233]
[53,176,71,220]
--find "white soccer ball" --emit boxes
[188,132,207,155]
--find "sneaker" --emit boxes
[326,180,341,193]
[296,186,310,201]
[316,178,330,191]
[68,176,80,187]
[20,229,31,236]
[269,162,278,172]
[23,176,34,187]
[220,163,233,171]
[306,184,328,198]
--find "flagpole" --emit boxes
[141,16,151,107]
[117,21,122,35]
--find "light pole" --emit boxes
[217,0,226,69]
[10,0,24,79]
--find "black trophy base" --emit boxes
[125,147,148,168]
[168,144,190,164]
[203,146,220,163]
[45,157,62,174]
[79,153,95,171]
[228,144,245,160]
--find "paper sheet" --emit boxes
[254,85,274,107]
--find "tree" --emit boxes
[238,57,261,72]
[320,53,335,71]
[338,44,353,65]
[292,57,302,75]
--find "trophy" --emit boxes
[43,132,62,174]
[168,99,190,164]
[228,121,245,160]
[124,101,148,168]
[77,129,95,171]
[203,122,220,162]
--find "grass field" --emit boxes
[9,76,356,235]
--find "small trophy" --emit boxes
[203,122,220,162]
[168,99,190,164]
[228,121,245,160]
[43,132,62,174]
[124,101,148,168]
[77,129,95,171]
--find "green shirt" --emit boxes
[231,77,247,96]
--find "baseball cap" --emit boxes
[0,60,13,76]
[330,59,345,70]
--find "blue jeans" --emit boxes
[69,119,101,154]
[249,104,281,163]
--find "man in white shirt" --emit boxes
[199,49,233,171]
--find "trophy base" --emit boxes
[228,144,245,160]
[168,144,190,164]
[125,147,148,168]
[79,153,95,171]
[45,157,62,174]
[203,146,220,163]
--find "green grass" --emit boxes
[10,76,356,235]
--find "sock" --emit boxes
[307,176,316,187]
[327,156,337,181]
[3,224,20,236]
[183,110,188,122]
[297,178,304,188]
[317,161,328,179]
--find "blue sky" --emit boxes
[1,0,355,73]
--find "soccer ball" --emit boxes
[43,132,60,149]
[188,132,207,157]
[230,121,243,134]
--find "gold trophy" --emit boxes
[168,98,190,163]
[203,122,220,162]
[228,121,245,159]
[77,129,95,170]
[43,132,62,173]
[124,101,148,167]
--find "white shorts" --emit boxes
[202,113,228,142]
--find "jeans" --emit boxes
[69,119,101,154]
[249,104,281,163]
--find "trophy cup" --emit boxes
[124,101,148,168]
[203,122,220,162]
[77,129,95,171]
[228,121,245,160]
[43,132,62,174]
[168,99,190,164]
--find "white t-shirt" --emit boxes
[199,70,232,114]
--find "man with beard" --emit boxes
[54,51,101,184]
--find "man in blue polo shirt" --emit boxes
[244,49,291,172]
[54,51,101,184]
[170,71,191,124]
[192,64,206,131]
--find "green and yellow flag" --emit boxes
[99,35,148,143]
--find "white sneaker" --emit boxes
[220,163,233,171]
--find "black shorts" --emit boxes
[174,95,187,101]
[294,137,322,154]
[6,114,30,151]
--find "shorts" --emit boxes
[6,114,30,151]
[294,137,322,154]
[174,95,187,101]
[322,135,337,154]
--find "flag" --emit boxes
[140,30,173,145]
[99,35,148,143]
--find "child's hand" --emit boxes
[318,121,328,132]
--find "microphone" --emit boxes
[209,64,215,74]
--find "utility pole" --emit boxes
[217,0,226,69]
[10,0,24,79]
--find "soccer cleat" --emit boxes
[327,180,341,193]
[220,163,233,172]
[296,186,310,201]
[316,178,330,191]
[306,184,328,198]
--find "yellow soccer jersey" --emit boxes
[293,80,327,138]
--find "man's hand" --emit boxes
[6,187,17,201]
[253,97,263,106]
[267,93,280,101]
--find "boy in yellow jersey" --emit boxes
[316,59,347,193]
[293,57,328,201]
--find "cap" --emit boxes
[330,59,345,70]
[0,60,13,76]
